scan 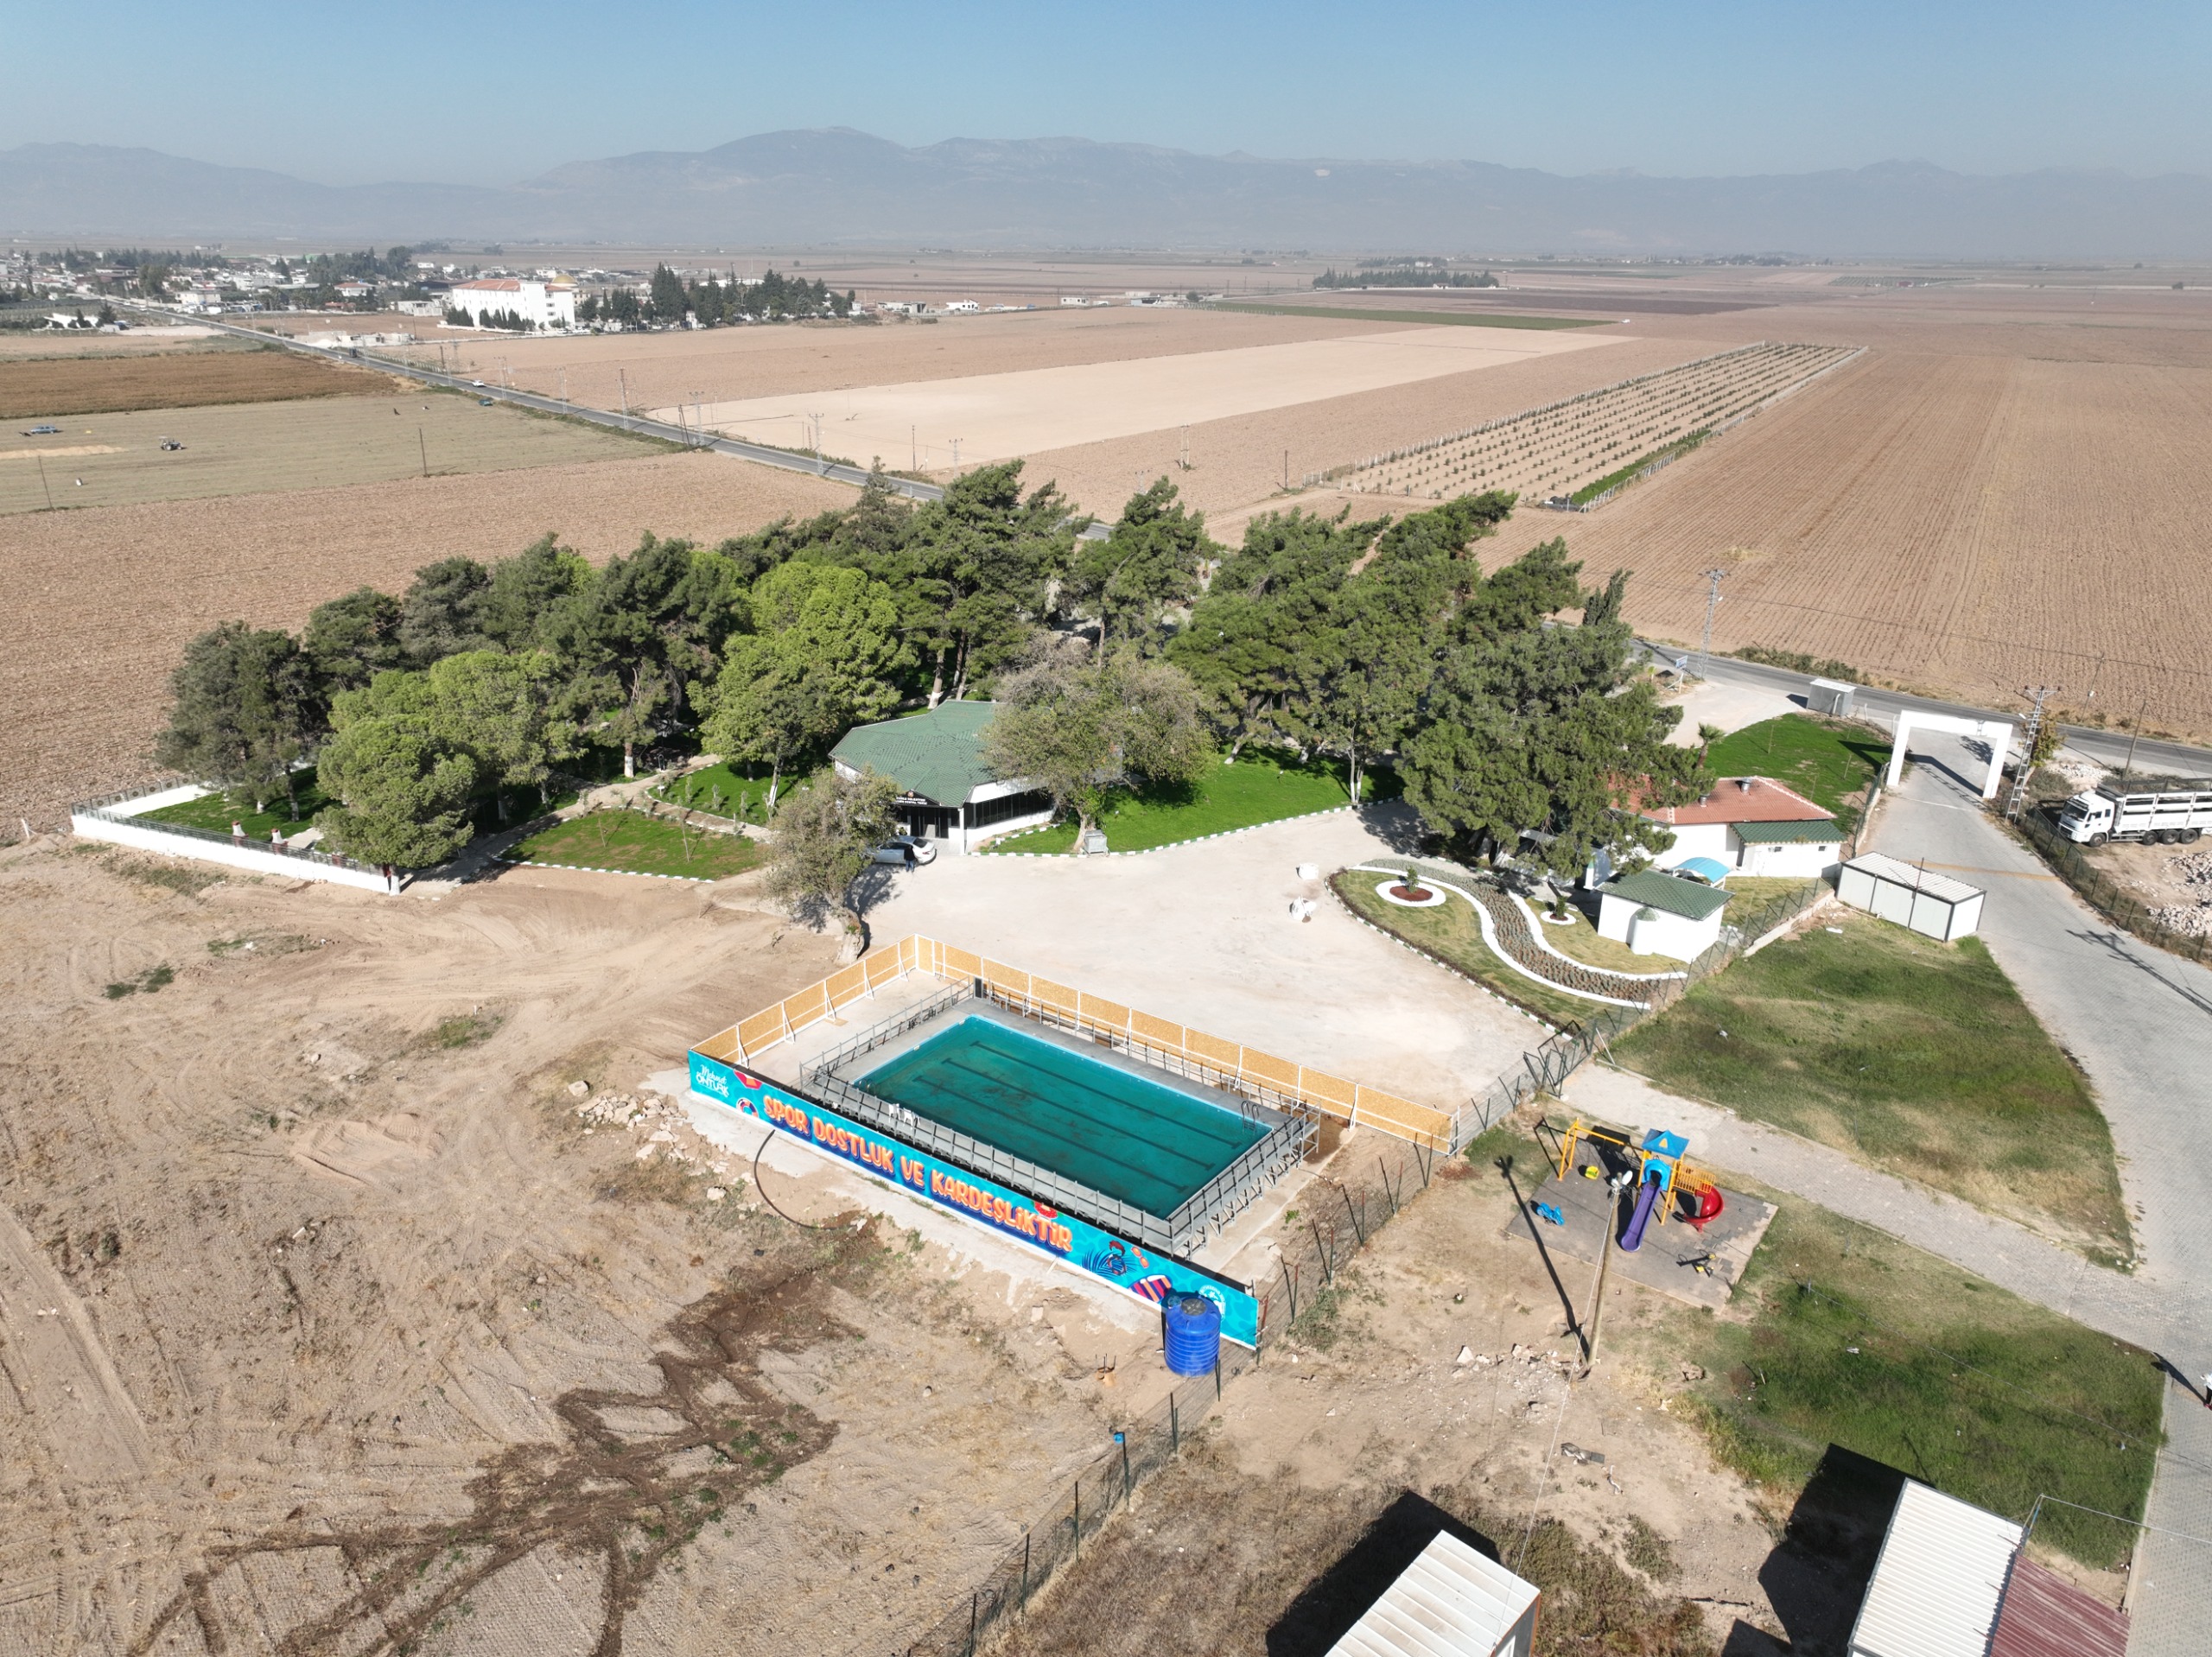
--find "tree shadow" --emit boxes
[1265,1489,1501,1657]
[1754,1444,1905,1657]
[1352,797,1431,854]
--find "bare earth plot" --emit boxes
[0,848,1175,1657]
[0,344,393,418]
[679,326,1628,471]
[0,453,853,829]
[0,393,660,516]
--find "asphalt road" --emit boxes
[1664,648,2212,779]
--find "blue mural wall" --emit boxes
[688,1049,1260,1347]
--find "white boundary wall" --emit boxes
[72,790,394,894]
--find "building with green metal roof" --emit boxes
[830,702,1053,854]
[1595,868,1734,962]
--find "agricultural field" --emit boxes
[0,451,853,830]
[0,342,393,417]
[0,391,662,516]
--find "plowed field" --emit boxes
[0,452,854,829]
[1475,341,2212,740]
[0,346,394,417]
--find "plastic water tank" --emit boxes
[1163,1294,1223,1376]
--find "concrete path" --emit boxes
[1872,732,2212,1654]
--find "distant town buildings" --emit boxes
[445,277,576,330]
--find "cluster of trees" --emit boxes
[448,306,536,332]
[1313,266,1499,289]
[578,265,855,328]
[156,456,1700,885]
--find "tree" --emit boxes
[304,587,406,700]
[397,557,492,663]
[892,462,1078,703]
[982,650,1211,852]
[648,263,688,323]
[767,768,900,960]
[421,650,569,817]
[315,710,479,869]
[478,534,594,652]
[154,622,315,814]
[696,562,909,811]
[1066,478,1217,655]
[1399,563,1708,882]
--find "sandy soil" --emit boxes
[0,454,852,831]
[0,846,1181,1656]
[995,1149,1793,1657]
[2085,840,2212,936]
[677,326,1624,472]
[0,394,655,517]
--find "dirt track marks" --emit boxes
[130,1233,874,1657]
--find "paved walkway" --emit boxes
[1872,733,2212,1654]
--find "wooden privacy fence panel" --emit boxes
[696,934,1456,1152]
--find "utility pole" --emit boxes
[618,368,631,429]
[2005,685,2059,820]
[2121,695,2151,781]
[35,454,54,511]
[950,436,961,471]
[1697,567,1729,678]
[417,427,428,478]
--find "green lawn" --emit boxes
[651,760,830,827]
[1610,911,2131,1262]
[509,810,765,881]
[139,769,332,840]
[1703,714,1889,829]
[1533,902,1671,975]
[1641,1187,2162,1570]
[984,752,1390,854]
[1332,873,1603,1031]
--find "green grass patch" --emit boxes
[140,768,333,839]
[1643,1191,2162,1569]
[1332,873,1599,1031]
[1569,429,1709,505]
[105,964,174,999]
[1702,714,1889,830]
[510,810,766,881]
[1533,901,1674,975]
[1211,302,1606,331]
[649,760,799,827]
[1610,911,2131,1261]
[428,1011,502,1049]
[983,751,1390,854]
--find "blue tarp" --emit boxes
[1675,856,1732,886]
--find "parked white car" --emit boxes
[871,835,937,867]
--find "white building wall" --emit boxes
[1597,894,1723,962]
[1736,837,1844,878]
[72,813,394,892]
[448,280,576,328]
[1650,822,1731,871]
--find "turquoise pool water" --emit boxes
[855,1015,1266,1216]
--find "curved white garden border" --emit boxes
[1345,864,1660,1009]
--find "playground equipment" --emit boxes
[1550,1119,1726,1252]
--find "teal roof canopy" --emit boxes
[1602,869,1733,921]
[830,702,1007,806]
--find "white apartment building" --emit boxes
[446,277,577,329]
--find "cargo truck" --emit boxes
[2055,785,2212,845]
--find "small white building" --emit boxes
[829,702,1054,854]
[1627,777,1845,878]
[1836,854,1985,943]
[1325,1530,1539,1657]
[445,277,577,329]
[1596,870,1733,962]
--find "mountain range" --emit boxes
[7,130,2211,259]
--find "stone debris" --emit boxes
[1455,1345,1474,1366]
[575,1091,729,1184]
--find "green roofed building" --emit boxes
[830,702,1054,854]
[1595,868,1733,962]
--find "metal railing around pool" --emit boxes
[798,982,1313,1255]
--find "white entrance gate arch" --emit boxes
[1886,710,2016,801]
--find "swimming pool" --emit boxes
[855,1013,1268,1218]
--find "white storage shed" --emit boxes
[1847,1480,2021,1657]
[1837,854,1984,943]
[1326,1531,1540,1657]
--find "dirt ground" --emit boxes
[1,348,393,419]
[993,1147,1796,1657]
[0,453,852,832]
[2082,839,2212,936]
[0,845,1189,1657]
[0,394,657,517]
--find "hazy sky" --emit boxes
[11,0,2208,185]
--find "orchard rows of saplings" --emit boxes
[154,466,1708,879]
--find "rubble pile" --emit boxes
[573,1087,739,1191]
[2152,849,2212,936]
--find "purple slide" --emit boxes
[1619,1176,1661,1253]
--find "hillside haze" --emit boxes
[7,129,2212,257]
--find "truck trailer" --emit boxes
[2056,785,2212,845]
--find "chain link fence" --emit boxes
[2015,809,2212,967]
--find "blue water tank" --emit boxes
[1163,1294,1222,1376]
